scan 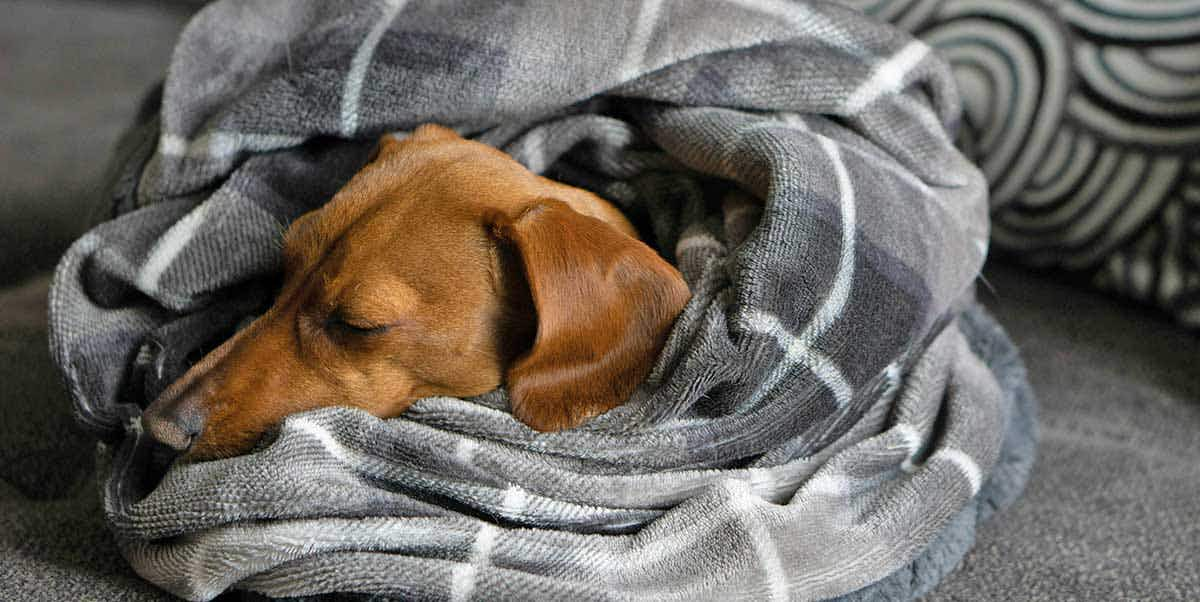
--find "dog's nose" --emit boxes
[141,323,248,453]
[144,410,201,451]
[143,390,207,452]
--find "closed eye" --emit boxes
[326,312,390,336]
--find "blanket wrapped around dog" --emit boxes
[49,1,1036,600]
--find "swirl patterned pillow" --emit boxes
[842,0,1200,328]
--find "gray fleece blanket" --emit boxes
[48,1,1035,600]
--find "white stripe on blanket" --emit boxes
[341,0,408,136]
[845,40,931,113]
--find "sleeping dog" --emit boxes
[142,124,691,460]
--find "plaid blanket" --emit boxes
[48,1,1036,600]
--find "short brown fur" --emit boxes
[142,125,690,460]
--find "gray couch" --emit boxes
[2,1,1195,599]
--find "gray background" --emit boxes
[0,1,1195,599]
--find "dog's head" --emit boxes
[142,125,690,459]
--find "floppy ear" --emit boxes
[492,200,690,432]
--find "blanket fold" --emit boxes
[49,1,1036,599]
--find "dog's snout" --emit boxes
[143,385,209,452]
[142,326,251,453]
[144,409,202,451]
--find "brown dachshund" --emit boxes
[142,124,690,460]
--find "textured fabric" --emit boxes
[928,263,1200,601]
[48,1,1034,600]
[0,4,189,599]
[837,0,1200,329]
